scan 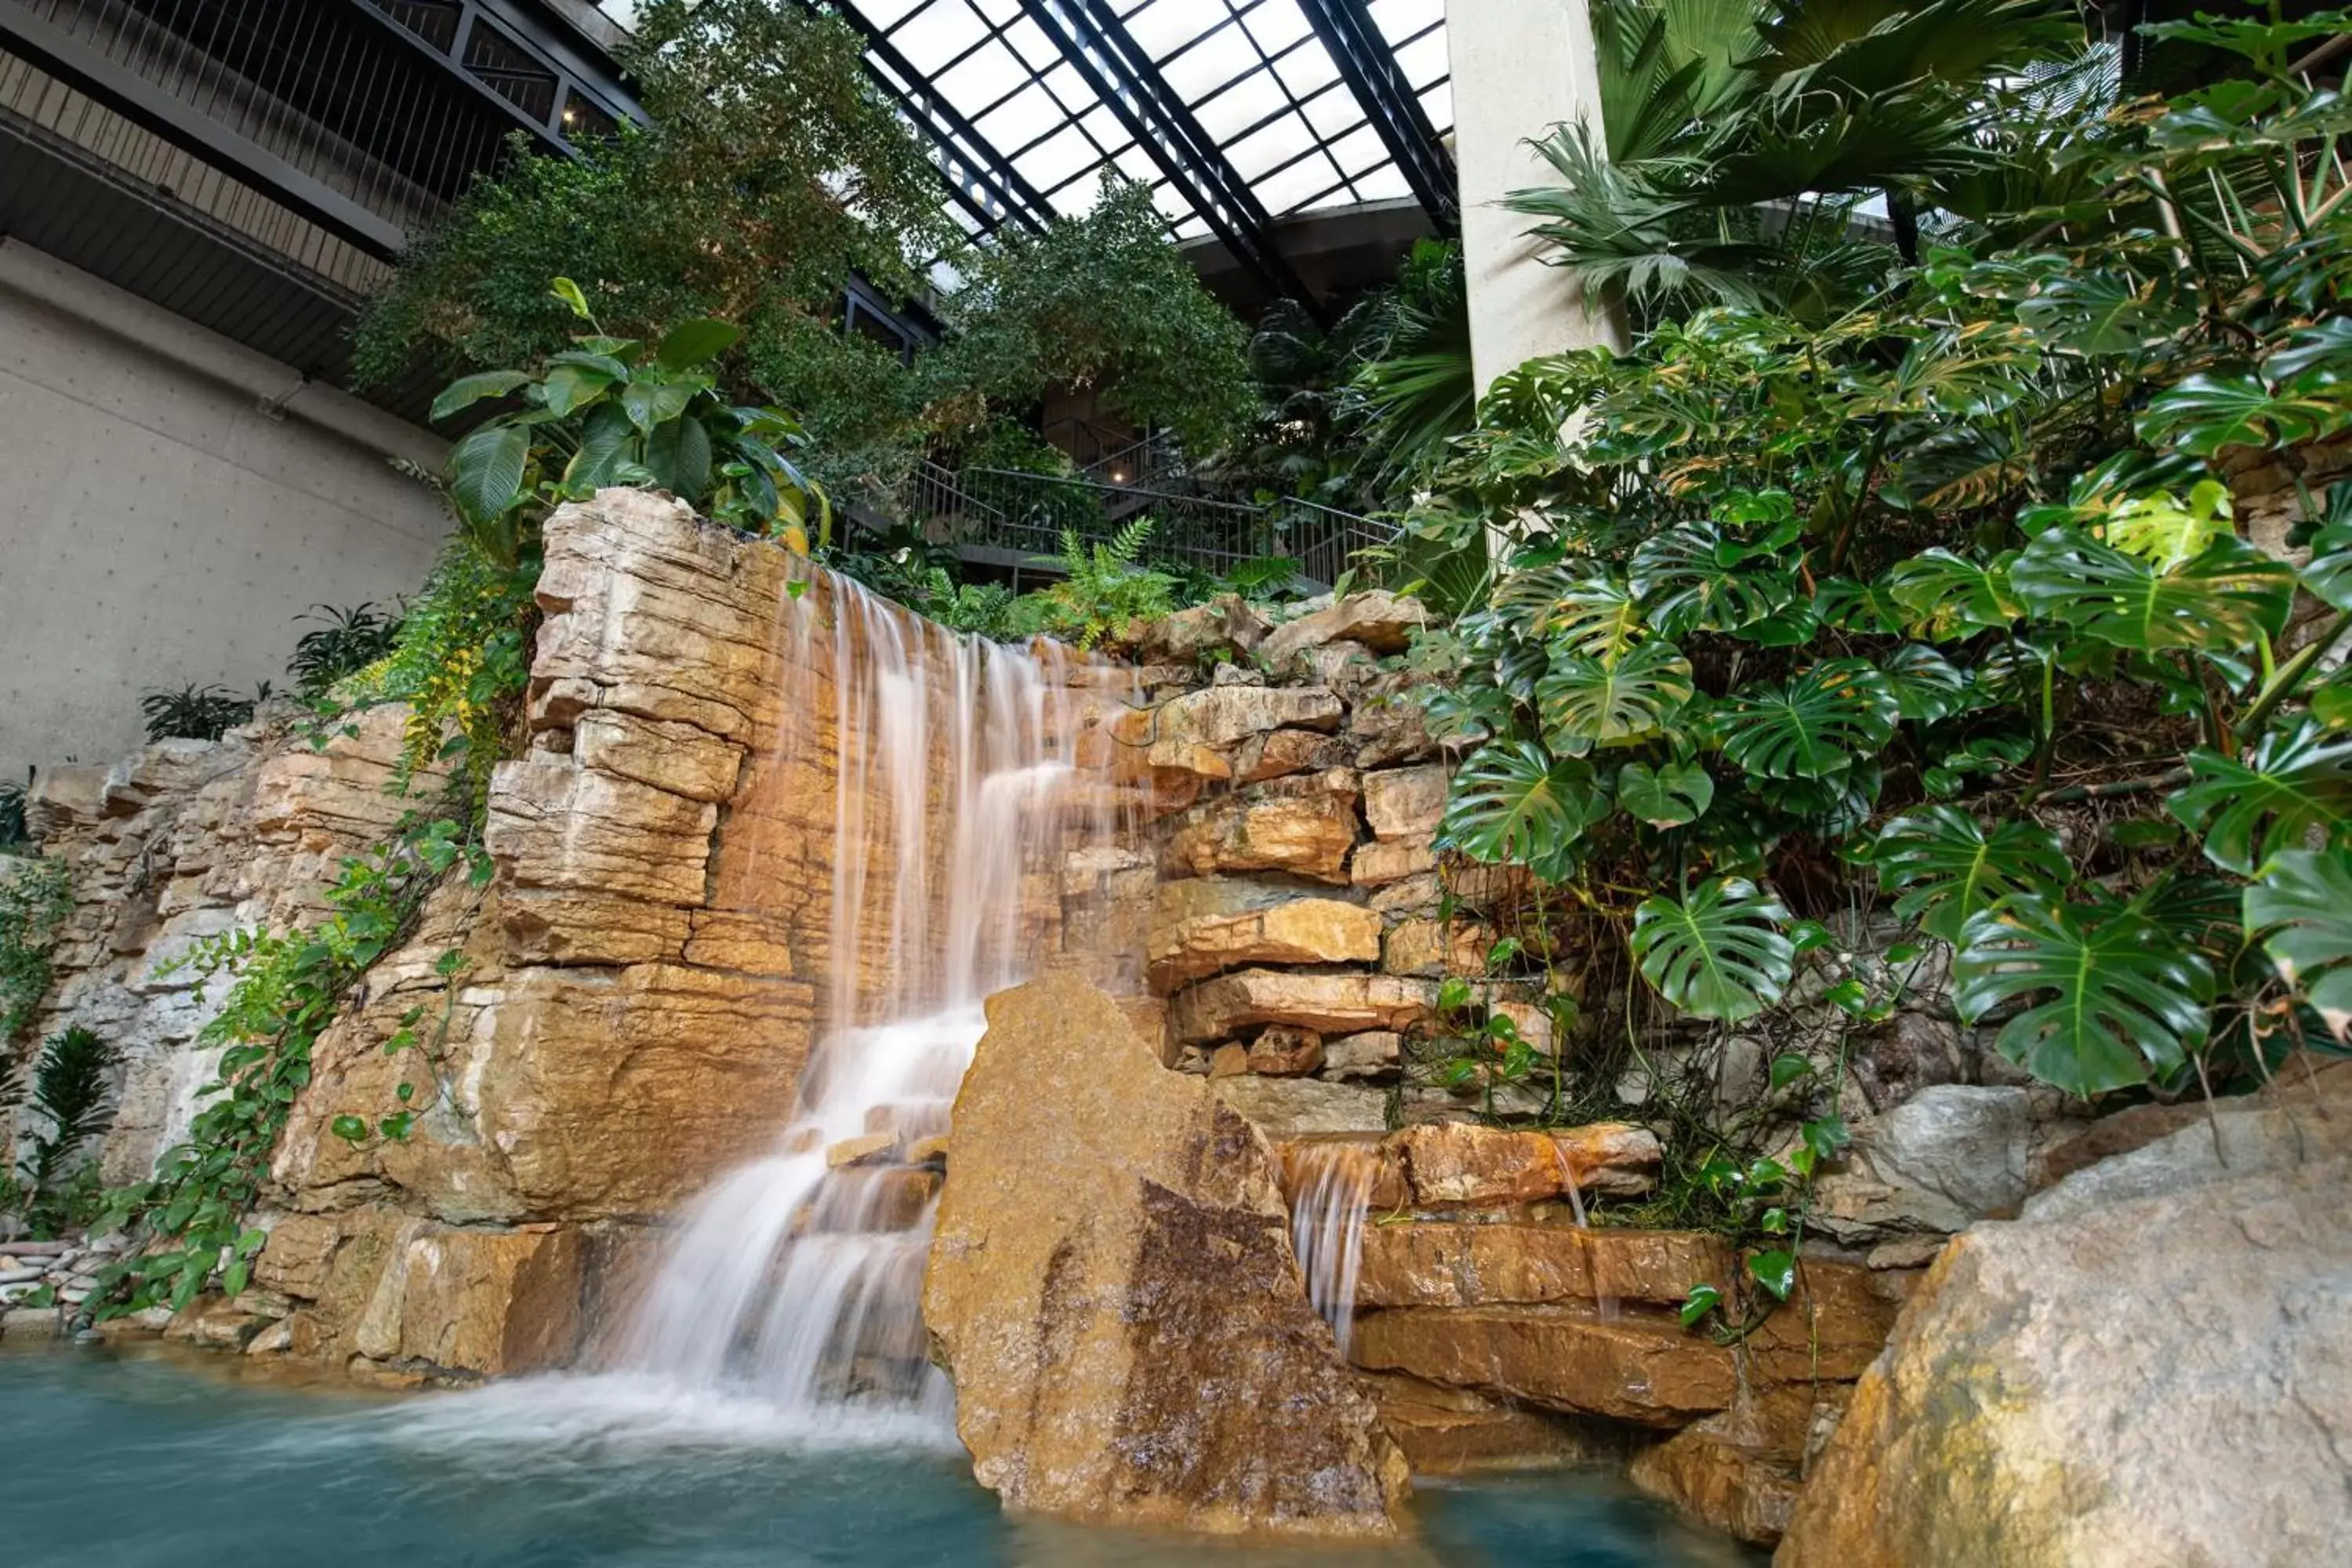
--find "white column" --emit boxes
[1446,0,1625,392]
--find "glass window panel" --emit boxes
[972,82,1067,153]
[1076,103,1127,154]
[859,0,928,27]
[1151,181,1195,223]
[1327,122,1387,176]
[1173,214,1211,240]
[1256,154,1342,213]
[970,0,1022,24]
[1113,143,1160,182]
[1000,15,1062,71]
[1039,61,1096,116]
[1193,68,1286,141]
[1272,38,1340,96]
[893,0,990,74]
[1242,0,1312,56]
[1369,0,1443,45]
[1418,79,1452,130]
[935,39,1026,107]
[1350,164,1414,202]
[1225,115,1316,180]
[1123,0,1207,60]
[1300,80,1365,138]
[1160,27,1258,100]
[1014,124,1100,191]
[1395,29,1449,88]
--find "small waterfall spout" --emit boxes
[614,568,1123,1435]
[1283,1139,1382,1359]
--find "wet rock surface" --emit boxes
[923,971,1408,1538]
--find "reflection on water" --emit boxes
[0,1345,1755,1567]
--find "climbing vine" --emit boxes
[0,858,71,1047]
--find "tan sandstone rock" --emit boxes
[1161,770,1363,884]
[1362,764,1449,841]
[1352,1305,1737,1425]
[1261,592,1429,669]
[353,1225,583,1378]
[1356,1224,1732,1311]
[924,972,1407,1538]
[1171,968,1436,1044]
[1395,1122,1662,1207]
[1145,879,1381,992]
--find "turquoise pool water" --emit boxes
[0,1345,1754,1566]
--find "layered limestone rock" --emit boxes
[1779,1070,2352,1567]
[924,971,1409,1539]
[1145,879,1381,990]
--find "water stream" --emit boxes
[1283,1139,1382,1358]
[618,570,1117,1435]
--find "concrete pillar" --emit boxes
[1446,0,1626,392]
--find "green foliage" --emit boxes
[2244,849,2352,1037]
[140,683,265,742]
[1004,521,1180,649]
[13,1025,118,1235]
[0,771,27,850]
[1399,8,2352,1109]
[287,604,402,697]
[0,858,71,1046]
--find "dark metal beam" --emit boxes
[1295,0,1457,234]
[819,0,1055,237]
[0,0,407,259]
[1017,0,1319,314]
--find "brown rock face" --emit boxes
[1145,879,1382,992]
[1396,1122,1662,1207]
[1246,1025,1325,1076]
[352,1226,585,1377]
[1356,1224,1731,1311]
[1171,968,1436,1044]
[1363,1372,1627,1474]
[924,972,1407,1538]
[1352,1305,1737,1426]
[1261,592,1430,668]
[1161,771,1362,884]
[1362,765,1449,841]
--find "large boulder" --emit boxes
[1807,1084,2033,1243]
[923,971,1408,1538]
[1777,1078,2352,1566]
[1261,591,1430,670]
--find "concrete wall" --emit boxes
[1447,0,1625,390]
[0,241,445,784]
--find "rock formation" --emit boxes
[922,970,1409,1539]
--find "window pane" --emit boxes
[893,1,989,74]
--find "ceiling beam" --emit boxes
[1295,0,1457,234]
[1017,0,1319,316]
[821,0,1055,238]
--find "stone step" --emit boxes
[1350,1304,1737,1427]
[1360,1370,1632,1476]
[1356,1222,1732,1312]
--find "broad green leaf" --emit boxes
[2010,529,2292,654]
[645,414,713,500]
[1438,741,1602,882]
[1617,760,1715,827]
[655,318,744,370]
[564,402,636,491]
[1746,1248,1796,1301]
[2245,848,2352,1038]
[2016,268,2196,356]
[541,361,618,417]
[1718,659,1900,780]
[1630,877,1794,1023]
[2298,521,2352,612]
[2137,372,2352,458]
[1953,900,2212,1094]
[446,423,530,524]
[1537,641,1694,752]
[1679,1283,1723,1328]
[1549,579,1646,659]
[2168,722,2352,874]
[620,378,698,436]
[1882,548,2023,634]
[550,276,592,319]
[2097,483,2234,571]
[1879,643,1971,723]
[427,369,530,423]
[1871,806,2071,942]
[1630,524,1794,637]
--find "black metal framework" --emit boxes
[1295,0,1455,232]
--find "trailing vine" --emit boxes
[0,858,71,1047]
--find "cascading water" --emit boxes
[1283,1139,1381,1359]
[607,565,1121,1437]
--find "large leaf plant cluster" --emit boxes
[1408,13,2352,1102]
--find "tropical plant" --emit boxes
[287,604,402,697]
[14,1024,118,1234]
[140,683,266,742]
[0,858,70,1045]
[1006,521,1181,649]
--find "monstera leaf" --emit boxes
[1537,641,1695,752]
[1953,898,2214,1095]
[2137,372,2352,458]
[1630,524,1795,637]
[2010,528,2292,653]
[2298,520,2352,612]
[1879,643,1973,723]
[2245,848,2352,1039]
[1871,807,2071,942]
[1439,741,1602,882]
[1524,576,1646,659]
[1631,877,1795,1023]
[1617,760,1715,828]
[1718,660,1901,780]
[2168,722,2352,874]
[1882,548,2023,635]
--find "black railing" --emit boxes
[880,460,1394,590]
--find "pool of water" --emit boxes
[0,1345,1755,1566]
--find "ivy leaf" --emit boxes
[427,369,531,423]
[1879,644,1972,723]
[1438,741,1602,883]
[1617,760,1715,827]
[1631,877,1795,1023]
[1679,1282,1724,1328]
[1952,899,2213,1094]
[2137,372,2352,457]
[1871,807,2071,942]
[2167,722,2352,874]
[1882,548,2023,635]
[1746,1249,1797,1301]
[2010,530,2292,654]
[1537,641,1695,753]
[1630,524,1794,636]
[1718,659,1901,780]
[2244,848,2352,1039]
[446,423,531,525]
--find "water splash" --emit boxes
[605,566,1126,1436]
[1283,1139,1382,1359]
